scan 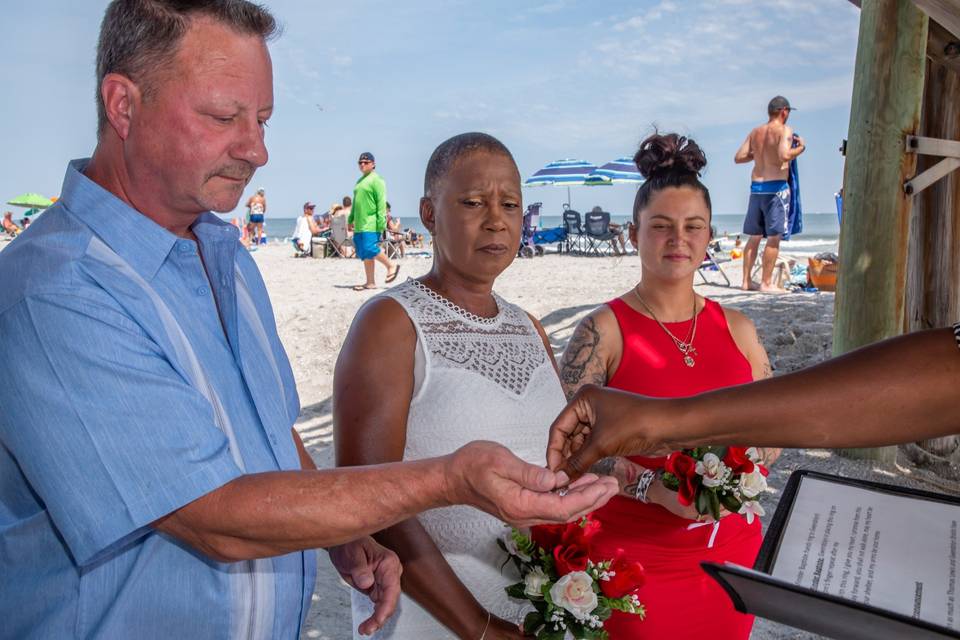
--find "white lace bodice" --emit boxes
[351,279,566,638]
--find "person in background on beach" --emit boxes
[0,3,618,638]
[549,324,960,476]
[246,186,267,246]
[336,132,569,639]
[734,95,805,293]
[2,211,20,237]
[559,132,777,639]
[342,194,353,218]
[292,201,320,257]
[590,205,628,255]
[313,202,333,236]
[385,202,406,258]
[349,152,400,290]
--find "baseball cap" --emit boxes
[256,187,265,194]
[303,201,316,209]
[768,96,795,113]
[358,152,375,163]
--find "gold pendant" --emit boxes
[684,355,695,367]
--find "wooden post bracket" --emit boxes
[904,135,960,195]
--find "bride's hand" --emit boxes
[646,482,731,522]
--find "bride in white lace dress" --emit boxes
[334,133,566,639]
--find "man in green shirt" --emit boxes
[349,152,399,290]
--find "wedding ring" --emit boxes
[557,487,569,497]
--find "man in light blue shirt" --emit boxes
[0,2,618,638]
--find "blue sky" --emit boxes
[0,0,860,222]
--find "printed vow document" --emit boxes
[770,475,960,631]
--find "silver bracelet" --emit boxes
[479,611,491,640]
[634,469,658,504]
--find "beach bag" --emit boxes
[807,257,838,291]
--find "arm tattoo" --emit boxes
[590,457,617,476]
[559,317,607,397]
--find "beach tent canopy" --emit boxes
[7,193,54,209]
[588,157,644,184]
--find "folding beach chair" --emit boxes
[697,247,732,286]
[328,215,355,258]
[583,210,618,256]
[381,232,404,261]
[562,209,587,254]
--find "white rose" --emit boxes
[739,499,766,525]
[695,453,726,487]
[501,529,531,562]
[746,447,761,463]
[739,468,768,499]
[524,566,549,597]
[549,571,598,621]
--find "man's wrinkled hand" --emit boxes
[444,441,618,527]
[328,536,402,636]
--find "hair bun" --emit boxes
[633,132,707,180]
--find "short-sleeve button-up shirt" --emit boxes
[0,160,316,639]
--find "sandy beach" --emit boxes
[1,231,940,639]
[233,242,952,640]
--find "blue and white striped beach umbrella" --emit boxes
[588,157,644,184]
[524,159,598,207]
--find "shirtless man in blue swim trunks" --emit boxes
[245,186,267,247]
[735,96,805,292]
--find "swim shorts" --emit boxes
[354,231,381,260]
[743,180,789,238]
[249,214,264,224]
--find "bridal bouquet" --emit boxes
[662,446,768,523]
[498,517,645,639]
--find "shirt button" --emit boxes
[196,286,208,296]
[221,276,230,287]
[178,240,193,253]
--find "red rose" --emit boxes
[531,524,565,551]
[758,464,769,477]
[601,550,647,598]
[664,451,699,506]
[562,516,600,549]
[554,543,589,576]
[723,447,755,475]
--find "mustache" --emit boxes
[206,163,254,183]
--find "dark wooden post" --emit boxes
[906,20,960,456]
[834,0,928,463]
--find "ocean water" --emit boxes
[251,212,840,257]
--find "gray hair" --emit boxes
[423,132,517,197]
[95,0,279,135]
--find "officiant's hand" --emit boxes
[444,441,618,527]
[547,385,676,478]
[328,536,402,636]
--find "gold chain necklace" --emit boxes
[633,287,699,367]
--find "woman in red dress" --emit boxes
[558,132,780,639]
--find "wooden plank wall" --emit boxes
[906,20,960,455]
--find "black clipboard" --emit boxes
[702,470,960,639]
